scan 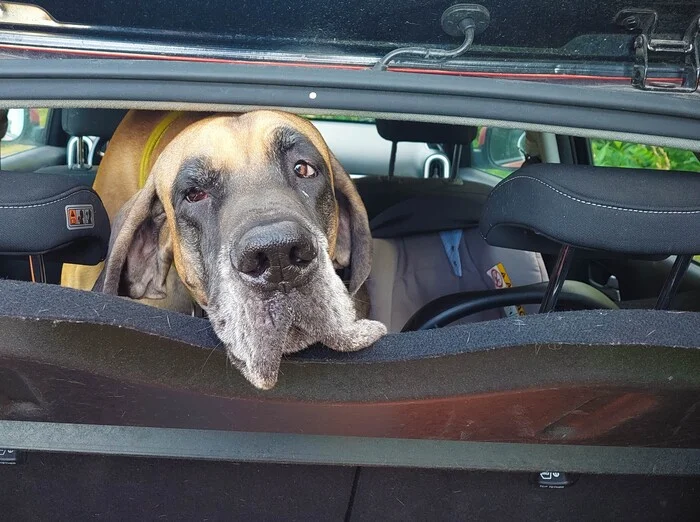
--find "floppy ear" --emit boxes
[330,154,372,294]
[93,175,173,299]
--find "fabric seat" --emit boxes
[0,169,110,283]
[480,163,700,256]
[366,230,548,332]
[355,176,547,333]
[354,120,548,332]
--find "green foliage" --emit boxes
[592,140,700,262]
[591,140,700,172]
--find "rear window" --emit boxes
[0,108,50,159]
[304,115,526,181]
[471,127,525,179]
[2,0,693,93]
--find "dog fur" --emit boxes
[62,110,386,389]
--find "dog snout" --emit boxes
[231,220,318,291]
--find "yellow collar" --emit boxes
[138,111,185,189]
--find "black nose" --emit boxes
[231,221,318,291]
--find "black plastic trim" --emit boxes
[2,421,700,476]
[0,60,699,143]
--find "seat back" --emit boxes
[354,176,547,332]
[0,170,110,283]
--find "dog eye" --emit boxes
[185,188,208,202]
[294,161,317,179]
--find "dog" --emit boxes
[61,110,387,389]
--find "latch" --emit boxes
[615,9,700,92]
[374,4,490,71]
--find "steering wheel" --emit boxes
[401,280,618,332]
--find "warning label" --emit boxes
[65,204,95,230]
[486,263,526,317]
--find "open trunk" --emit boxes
[1,1,700,520]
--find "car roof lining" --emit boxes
[4,99,699,152]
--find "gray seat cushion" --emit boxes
[367,229,548,332]
[360,175,547,332]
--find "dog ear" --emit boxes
[93,175,173,299]
[330,154,372,295]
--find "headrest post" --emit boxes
[451,144,463,178]
[28,255,47,284]
[655,254,692,310]
[388,141,397,178]
[539,245,574,313]
[76,135,86,168]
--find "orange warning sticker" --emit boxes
[65,204,95,230]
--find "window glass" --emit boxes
[304,115,445,179]
[591,140,700,173]
[0,108,50,158]
[471,126,525,179]
[303,118,529,180]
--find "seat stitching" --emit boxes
[491,175,700,215]
[0,190,95,210]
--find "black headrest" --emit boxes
[0,170,110,264]
[354,176,490,233]
[376,119,476,145]
[480,163,700,257]
[62,108,128,138]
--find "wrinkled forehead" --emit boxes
[164,111,331,178]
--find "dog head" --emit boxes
[95,111,386,388]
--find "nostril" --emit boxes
[289,243,317,267]
[238,251,271,277]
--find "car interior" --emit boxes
[2,102,700,519]
[4,0,700,516]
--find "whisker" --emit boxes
[199,343,221,373]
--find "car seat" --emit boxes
[0,169,110,283]
[356,120,548,332]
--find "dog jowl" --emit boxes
[93,111,386,389]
